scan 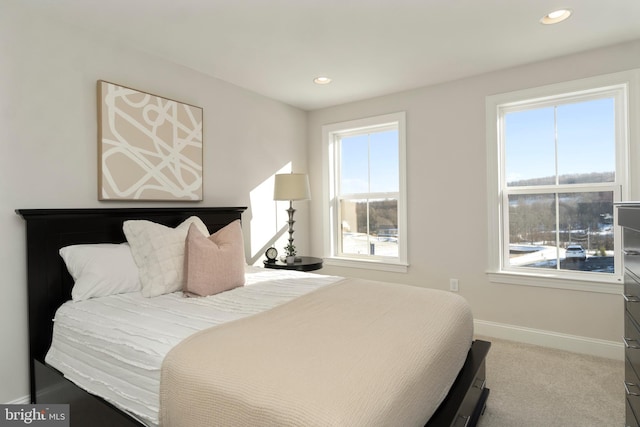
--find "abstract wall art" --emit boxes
[98,80,203,201]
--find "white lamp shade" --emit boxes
[273,173,311,201]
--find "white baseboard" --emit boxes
[5,395,30,404]
[474,319,624,361]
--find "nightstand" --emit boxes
[263,256,323,272]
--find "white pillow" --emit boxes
[123,216,209,297]
[60,243,141,301]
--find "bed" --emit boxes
[17,207,490,427]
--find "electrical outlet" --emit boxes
[449,279,459,292]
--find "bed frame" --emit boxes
[17,207,490,427]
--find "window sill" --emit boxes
[487,270,622,294]
[324,257,408,273]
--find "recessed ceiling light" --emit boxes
[313,76,332,85]
[540,9,572,25]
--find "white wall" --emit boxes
[307,40,640,358]
[0,4,308,403]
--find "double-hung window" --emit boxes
[323,112,407,271]
[487,72,635,292]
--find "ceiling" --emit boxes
[18,0,640,110]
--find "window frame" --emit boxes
[486,71,639,294]
[322,112,408,272]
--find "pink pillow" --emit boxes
[184,220,246,297]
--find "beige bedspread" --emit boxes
[159,278,473,427]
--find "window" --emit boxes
[322,112,407,271]
[486,72,635,293]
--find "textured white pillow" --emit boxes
[123,216,210,297]
[60,243,140,301]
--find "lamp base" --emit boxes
[285,201,297,256]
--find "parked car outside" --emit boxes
[565,244,587,261]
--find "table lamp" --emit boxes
[273,173,311,260]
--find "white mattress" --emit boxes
[46,267,342,426]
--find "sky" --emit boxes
[339,129,399,195]
[504,97,615,185]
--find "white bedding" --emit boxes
[45,267,342,426]
[46,267,473,427]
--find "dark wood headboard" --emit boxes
[16,207,246,386]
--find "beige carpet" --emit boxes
[475,337,623,427]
